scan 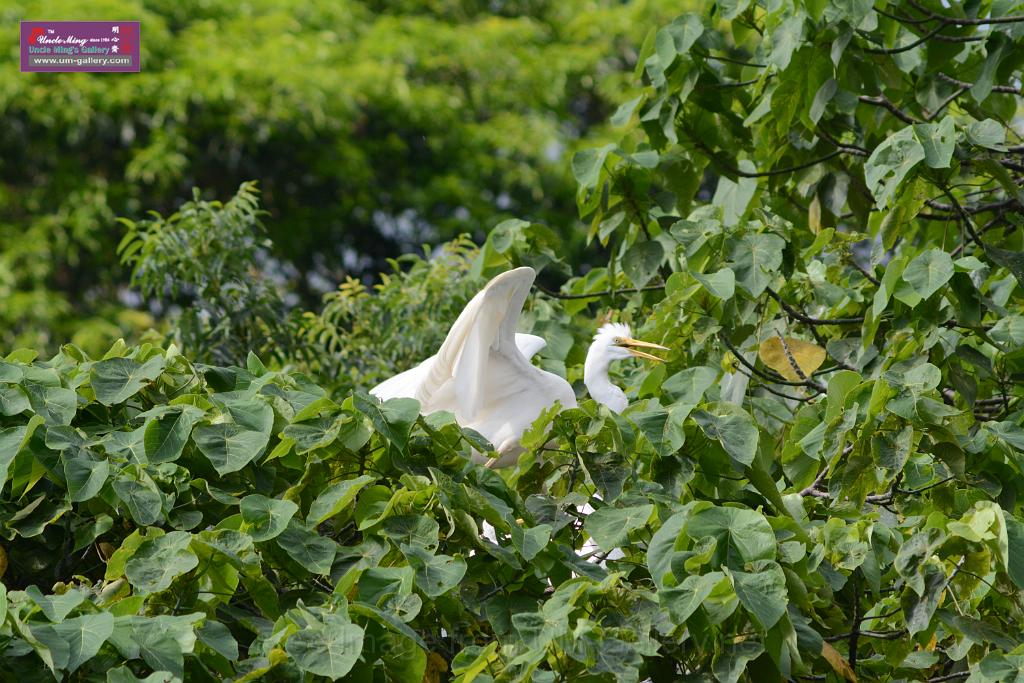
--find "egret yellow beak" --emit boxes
[617,337,669,362]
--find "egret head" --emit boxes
[591,323,668,364]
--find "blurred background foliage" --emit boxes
[0,0,679,353]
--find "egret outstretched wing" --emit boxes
[370,266,575,457]
[370,333,546,402]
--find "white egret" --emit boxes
[370,266,667,466]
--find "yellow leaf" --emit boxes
[821,642,858,682]
[759,336,826,381]
[423,652,448,683]
[809,194,822,234]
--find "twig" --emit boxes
[938,72,1020,94]
[850,573,861,670]
[535,283,666,300]
[824,630,905,642]
[817,128,871,157]
[726,151,843,178]
[859,95,921,124]
[858,22,948,55]
[925,85,969,121]
[934,34,985,43]
[924,198,1019,215]
[939,186,985,247]
[800,467,830,497]
[746,374,822,401]
[860,609,901,622]
[778,334,811,382]
[694,50,766,67]
[849,259,880,286]
[906,0,1024,25]
[897,476,956,496]
[928,673,969,682]
[719,333,825,391]
[765,288,864,325]
[711,75,772,88]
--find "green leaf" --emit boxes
[902,249,954,301]
[91,356,165,406]
[510,523,552,561]
[283,415,341,454]
[277,520,336,574]
[714,162,758,227]
[307,475,375,525]
[713,640,765,683]
[194,422,270,475]
[987,245,1024,288]
[108,666,181,683]
[354,395,420,451]
[622,240,665,288]
[902,563,947,634]
[1005,515,1024,591]
[660,571,723,624]
[46,612,115,673]
[729,560,788,629]
[864,126,925,207]
[768,13,805,70]
[718,0,750,20]
[23,382,77,426]
[63,455,110,503]
[572,143,616,189]
[198,620,239,661]
[609,96,642,127]
[125,531,199,595]
[286,616,364,680]
[0,419,41,487]
[663,366,718,406]
[693,267,735,300]
[404,545,468,597]
[967,119,1007,150]
[585,505,654,551]
[25,585,89,622]
[970,34,1009,103]
[687,505,775,567]
[112,473,164,526]
[913,117,955,169]
[692,410,759,467]
[729,232,785,297]
[144,406,205,463]
[240,494,299,542]
[0,384,29,416]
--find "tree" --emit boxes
[1,0,1024,681]
[0,0,680,354]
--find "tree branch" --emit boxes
[536,283,666,300]
[906,0,1024,25]
[858,95,921,124]
[938,72,1020,94]
[858,22,948,54]
[849,258,880,286]
[766,288,864,325]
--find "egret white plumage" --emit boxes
[370,266,667,467]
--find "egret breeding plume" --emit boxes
[371,266,667,466]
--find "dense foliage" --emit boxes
[0,0,680,354]
[3,0,1024,681]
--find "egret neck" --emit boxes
[583,323,668,414]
